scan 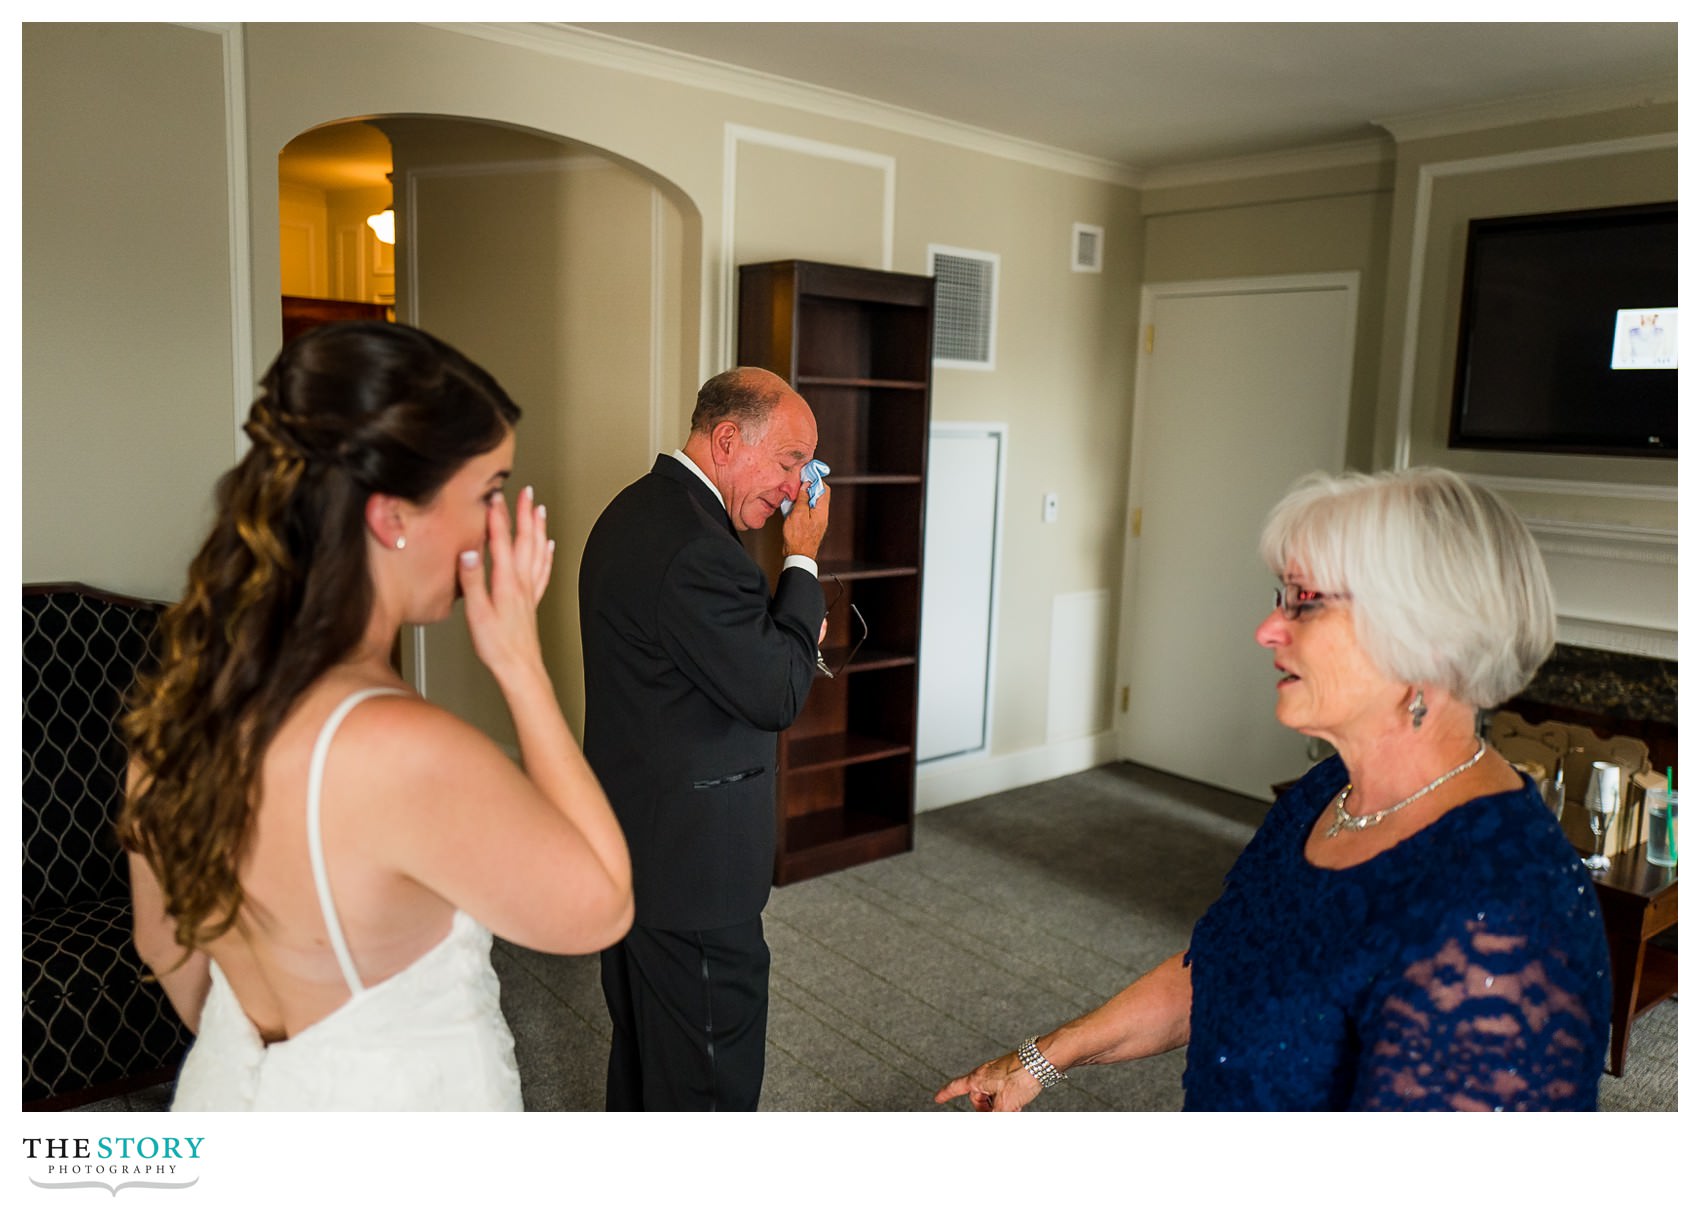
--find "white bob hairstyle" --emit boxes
[1259,467,1556,710]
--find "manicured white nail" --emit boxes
[536,504,546,520]
[547,539,556,553]
[460,550,479,568]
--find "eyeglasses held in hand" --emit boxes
[815,576,870,679]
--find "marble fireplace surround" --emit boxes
[1506,643,1678,780]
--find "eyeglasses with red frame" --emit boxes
[1272,582,1348,621]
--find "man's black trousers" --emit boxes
[600,917,769,1111]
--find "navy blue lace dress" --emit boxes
[1182,755,1610,1110]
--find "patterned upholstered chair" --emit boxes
[22,583,191,1108]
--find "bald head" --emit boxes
[690,367,796,440]
[683,367,818,531]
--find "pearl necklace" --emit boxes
[1326,740,1488,839]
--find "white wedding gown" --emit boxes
[170,688,523,1111]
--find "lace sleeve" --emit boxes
[1350,914,1605,1111]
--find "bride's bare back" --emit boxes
[198,672,458,1040]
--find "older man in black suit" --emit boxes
[578,367,830,1111]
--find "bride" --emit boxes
[119,321,631,1111]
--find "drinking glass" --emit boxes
[1645,788,1677,868]
[1583,761,1622,872]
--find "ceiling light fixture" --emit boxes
[366,208,395,246]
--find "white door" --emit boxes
[1117,276,1357,799]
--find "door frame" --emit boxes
[1114,272,1360,766]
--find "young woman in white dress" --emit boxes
[120,322,632,1110]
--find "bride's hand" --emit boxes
[458,485,556,678]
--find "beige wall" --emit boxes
[733,139,889,270]
[1141,159,1394,472]
[381,118,686,741]
[895,148,1143,753]
[22,24,238,602]
[19,22,1678,806]
[233,23,1147,762]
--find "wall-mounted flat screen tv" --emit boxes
[1449,201,1676,458]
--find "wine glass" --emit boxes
[1583,760,1622,872]
[1520,762,1564,820]
[1546,759,1567,821]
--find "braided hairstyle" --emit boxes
[119,321,520,951]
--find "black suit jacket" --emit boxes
[578,455,824,930]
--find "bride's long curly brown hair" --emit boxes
[119,321,520,951]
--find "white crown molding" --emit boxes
[1467,472,1677,504]
[1139,137,1391,191]
[1375,75,1678,144]
[1524,517,1677,566]
[427,22,1144,189]
[1554,616,1676,661]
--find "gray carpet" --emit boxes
[77,761,1677,1112]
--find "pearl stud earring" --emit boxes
[395,536,407,551]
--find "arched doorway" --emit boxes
[277,121,396,338]
[277,115,702,740]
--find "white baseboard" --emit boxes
[916,731,1120,813]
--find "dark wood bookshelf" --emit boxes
[738,260,935,884]
[817,560,921,581]
[826,474,923,486]
[796,376,930,391]
[818,645,914,674]
[280,295,391,343]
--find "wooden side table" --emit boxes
[1582,843,1678,1077]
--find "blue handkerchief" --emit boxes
[779,458,830,516]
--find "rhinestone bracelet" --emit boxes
[1017,1036,1067,1088]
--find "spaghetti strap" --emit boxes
[306,687,405,996]
[172,678,522,1109]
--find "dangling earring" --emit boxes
[394,536,407,551]
[1408,688,1427,730]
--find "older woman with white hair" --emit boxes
[936,467,1610,1112]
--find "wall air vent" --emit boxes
[928,244,999,370]
[1072,222,1104,273]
